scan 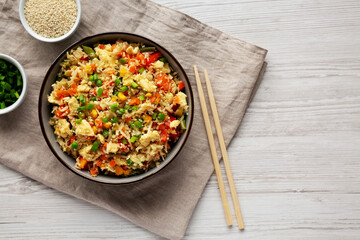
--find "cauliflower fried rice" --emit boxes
[48,40,188,177]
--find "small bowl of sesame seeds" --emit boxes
[19,0,81,42]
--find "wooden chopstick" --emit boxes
[193,65,233,226]
[204,69,245,230]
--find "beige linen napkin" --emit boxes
[0,0,267,239]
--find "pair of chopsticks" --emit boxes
[193,66,244,229]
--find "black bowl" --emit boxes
[39,32,194,184]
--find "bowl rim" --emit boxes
[18,0,82,43]
[0,54,28,115]
[38,32,194,184]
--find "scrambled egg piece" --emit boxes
[170,120,180,129]
[106,142,119,154]
[56,119,72,138]
[137,77,157,92]
[175,92,187,107]
[140,130,160,147]
[79,145,94,160]
[77,84,90,93]
[68,97,79,113]
[138,102,156,114]
[75,120,95,136]
[164,93,173,104]
[152,60,164,69]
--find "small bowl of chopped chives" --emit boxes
[19,0,81,43]
[0,54,27,115]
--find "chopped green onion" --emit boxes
[157,113,165,121]
[110,117,119,123]
[0,102,5,109]
[75,119,82,124]
[102,117,108,123]
[134,120,142,128]
[91,141,100,152]
[113,91,119,96]
[139,95,145,102]
[79,94,86,105]
[120,86,128,92]
[152,113,158,120]
[115,78,121,86]
[110,103,118,111]
[139,67,145,74]
[129,136,138,143]
[91,96,96,101]
[131,82,138,88]
[78,112,85,119]
[102,129,109,137]
[159,57,167,62]
[124,104,131,111]
[122,139,127,145]
[82,45,97,59]
[180,119,186,130]
[139,46,156,52]
[78,103,95,111]
[97,88,103,97]
[131,105,138,111]
[126,158,134,166]
[71,141,79,150]
[119,58,127,64]
[14,91,20,99]
[117,108,125,115]
[130,122,134,129]
[96,80,103,87]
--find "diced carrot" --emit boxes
[129,97,140,105]
[135,53,145,63]
[70,136,76,144]
[95,119,103,128]
[124,169,132,176]
[144,115,152,123]
[160,129,169,142]
[100,154,107,161]
[55,105,70,118]
[156,73,171,91]
[111,44,117,51]
[178,81,185,91]
[109,160,116,167]
[99,44,105,49]
[79,157,88,169]
[115,166,124,175]
[90,167,98,176]
[108,70,115,75]
[103,143,108,151]
[129,65,136,73]
[146,52,162,66]
[96,160,103,167]
[173,96,180,104]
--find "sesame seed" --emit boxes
[24,0,78,38]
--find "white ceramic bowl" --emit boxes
[19,0,82,43]
[0,54,27,115]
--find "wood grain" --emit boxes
[1,0,360,239]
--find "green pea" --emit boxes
[157,113,165,121]
[71,141,79,150]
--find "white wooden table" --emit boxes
[1,0,360,239]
